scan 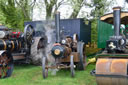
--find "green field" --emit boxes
[0,64,96,85]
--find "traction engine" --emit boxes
[0,24,35,78]
[42,12,86,78]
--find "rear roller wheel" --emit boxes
[0,51,13,78]
[42,57,48,79]
[70,55,75,77]
[77,41,86,70]
[31,37,47,65]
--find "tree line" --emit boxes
[0,0,114,42]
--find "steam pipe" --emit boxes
[55,12,61,43]
[113,7,121,37]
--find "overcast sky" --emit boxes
[116,0,124,6]
[33,0,128,20]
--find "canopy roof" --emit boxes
[100,12,128,25]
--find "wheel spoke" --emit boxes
[2,66,7,77]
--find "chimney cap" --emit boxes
[55,11,60,14]
[113,6,121,10]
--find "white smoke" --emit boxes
[30,20,59,75]
[43,21,56,63]
[42,21,59,75]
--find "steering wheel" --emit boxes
[24,24,35,45]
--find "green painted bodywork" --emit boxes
[97,53,128,58]
[97,20,114,48]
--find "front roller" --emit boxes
[96,58,128,85]
[0,50,13,78]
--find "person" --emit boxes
[123,25,128,38]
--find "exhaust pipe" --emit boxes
[55,12,61,43]
[113,7,121,37]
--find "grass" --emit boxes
[0,64,97,85]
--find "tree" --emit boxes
[43,0,66,19]
[0,0,36,31]
[85,0,113,43]
[68,0,113,42]
[69,0,84,18]
[0,0,22,30]
[15,0,36,20]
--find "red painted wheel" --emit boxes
[0,51,13,78]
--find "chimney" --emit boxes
[55,12,61,43]
[113,7,121,37]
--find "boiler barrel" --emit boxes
[0,40,21,51]
[51,45,72,58]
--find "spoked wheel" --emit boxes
[42,57,48,79]
[70,55,75,77]
[0,51,13,79]
[77,41,86,70]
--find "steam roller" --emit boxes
[95,7,128,85]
